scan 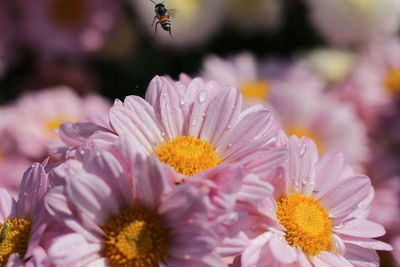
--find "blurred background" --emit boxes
[1,0,400,266]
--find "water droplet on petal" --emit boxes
[198,91,207,103]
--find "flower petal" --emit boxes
[0,188,14,221]
[320,174,372,218]
[334,219,385,238]
[344,244,379,267]
[199,86,241,148]
[312,252,352,267]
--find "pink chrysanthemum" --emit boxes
[223,135,390,266]
[201,54,369,169]
[17,0,120,59]
[0,162,51,266]
[45,145,225,266]
[335,38,400,128]
[3,87,110,159]
[60,75,275,179]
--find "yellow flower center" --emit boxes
[384,68,400,93]
[102,207,170,267]
[239,80,270,100]
[0,218,32,266]
[276,194,332,256]
[45,116,77,135]
[285,126,324,155]
[51,0,87,28]
[155,136,221,176]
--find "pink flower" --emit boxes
[202,54,369,169]
[334,38,400,128]
[0,162,51,266]
[223,135,390,266]
[17,0,120,59]
[3,86,110,159]
[305,0,400,46]
[61,75,276,179]
[45,146,225,266]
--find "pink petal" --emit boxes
[159,185,206,226]
[220,106,272,161]
[269,233,297,264]
[244,147,287,180]
[197,163,244,194]
[168,224,218,258]
[110,103,161,153]
[312,252,353,267]
[285,136,318,195]
[135,155,172,210]
[66,173,118,226]
[17,163,48,219]
[334,219,385,238]
[157,85,184,140]
[83,150,133,207]
[344,244,379,267]
[320,175,372,218]
[185,81,216,137]
[145,75,165,106]
[343,237,392,251]
[49,233,102,267]
[199,86,241,148]
[59,122,111,147]
[236,174,274,202]
[241,232,281,267]
[0,188,14,221]
[5,253,23,267]
[314,151,347,199]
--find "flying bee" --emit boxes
[150,0,176,38]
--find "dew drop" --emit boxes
[198,91,207,103]
[179,100,185,105]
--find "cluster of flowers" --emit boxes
[0,71,394,266]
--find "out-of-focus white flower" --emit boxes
[306,0,400,46]
[306,48,356,83]
[224,0,283,31]
[131,0,224,47]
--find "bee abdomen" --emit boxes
[161,21,171,31]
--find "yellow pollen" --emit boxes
[285,126,324,155]
[384,68,400,93]
[155,136,221,176]
[276,194,332,256]
[0,218,32,266]
[239,80,270,100]
[102,207,170,267]
[51,0,87,28]
[45,116,77,134]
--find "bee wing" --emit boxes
[167,9,177,17]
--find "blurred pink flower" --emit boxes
[17,0,120,59]
[305,0,400,46]
[0,87,109,195]
[4,86,110,159]
[368,178,400,231]
[45,147,225,266]
[0,162,51,266]
[223,136,390,266]
[202,53,369,169]
[270,66,369,170]
[335,38,400,128]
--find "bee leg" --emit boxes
[168,29,173,39]
[151,16,157,26]
[154,21,160,36]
